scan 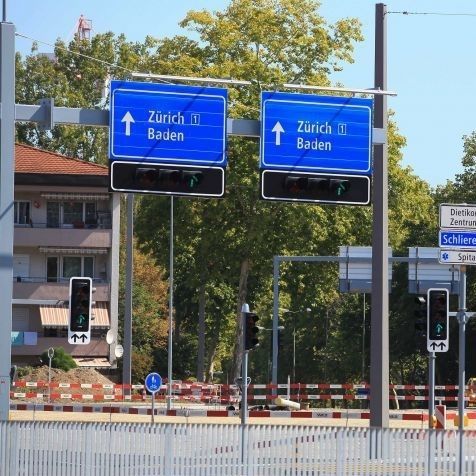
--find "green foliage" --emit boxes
[40,348,77,372]
[16,366,35,379]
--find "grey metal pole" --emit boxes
[47,347,54,403]
[241,351,248,425]
[0,21,15,422]
[292,315,296,383]
[370,3,390,429]
[122,194,134,395]
[362,293,366,381]
[428,352,435,428]
[458,266,467,430]
[457,265,467,475]
[2,0,5,22]
[272,257,279,387]
[167,196,174,411]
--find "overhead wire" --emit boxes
[387,10,476,17]
[15,32,143,78]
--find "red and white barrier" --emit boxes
[10,381,469,405]
[435,404,446,429]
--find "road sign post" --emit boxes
[438,203,476,432]
[259,91,372,205]
[145,372,162,423]
[109,80,227,197]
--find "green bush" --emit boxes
[40,347,77,372]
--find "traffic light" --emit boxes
[110,161,225,197]
[414,295,427,334]
[244,312,260,351]
[68,277,92,344]
[260,170,371,205]
[428,289,449,341]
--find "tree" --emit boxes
[135,0,365,382]
[40,347,77,372]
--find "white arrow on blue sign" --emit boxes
[439,230,476,249]
[260,91,372,174]
[109,80,227,166]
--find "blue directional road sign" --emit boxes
[260,91,372,173]
[439,230,476,249]
[145,372,162,394]
[109,80,227,166]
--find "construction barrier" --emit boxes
[9,381,472,405]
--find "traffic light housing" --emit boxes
[428,289,449,341]
[414,295,427,334]
[260,170,371,205]
[68,277,92,344]
[110,161,225,197]
[244,312,260,351]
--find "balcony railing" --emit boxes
[12,276,108,284]
[15,212,112,230]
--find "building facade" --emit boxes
[12,143,120,368]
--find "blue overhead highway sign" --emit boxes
[109,80,227,166]
[439,230,476,249]
[260,91,372,173]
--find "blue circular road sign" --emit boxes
[145,372,162,393]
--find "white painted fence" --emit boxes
[1,421,476,475]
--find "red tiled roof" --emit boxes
[15,143,108,176]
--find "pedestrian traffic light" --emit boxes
[428,289,449,341]
[414,295,427,334]
[260,170,371,205]
[68,277,92,345]
[244,312,260,351]
[110,161,225,197]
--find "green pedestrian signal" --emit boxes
[68,277,93,345]
[427,288,449,352]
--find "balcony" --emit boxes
[13,279,110,301]
[15,221,112,248]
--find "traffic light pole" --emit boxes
[241,350,249,425]
[428,352,435,427]
[370,2,389,430]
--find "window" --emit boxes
[14,201,31,225]
[46,201,97,228]
[46,256,94,282]
[63,202,83,225]
[47,257,58,283]
[63,257,82,278]
[63,256,94,279]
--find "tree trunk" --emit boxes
[196,280,206,382]
[231,257,251,382]
[206,337,219,383]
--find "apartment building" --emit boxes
[12,143,120,368]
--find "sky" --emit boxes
[10,1,476,188]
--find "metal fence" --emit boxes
[1,421,476,475]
